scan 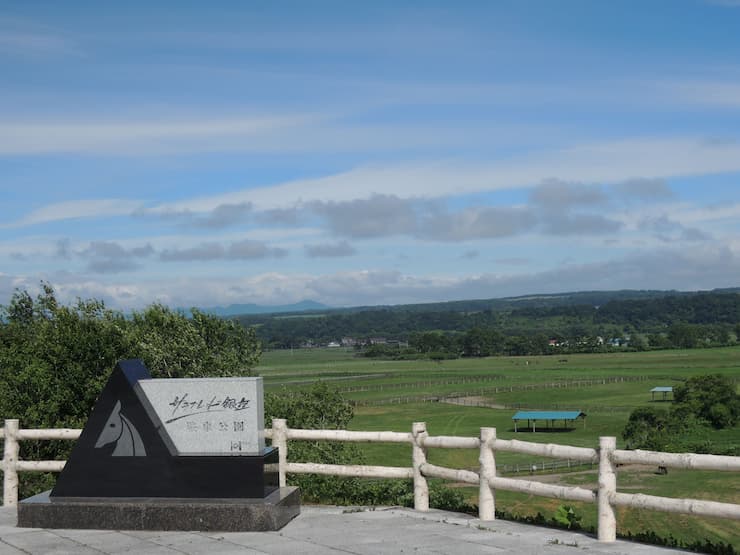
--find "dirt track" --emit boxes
[441,395,508,409]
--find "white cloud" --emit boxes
[0,112,548,157]
[705,0,740,7]
[304,241,356,258]
[80,241,155,274]
[0,32,77,56]
[4,243,738,310]
[664,80,740,107]
[120,238,289,264]
[151,136,740,213]
[669,202,740,225]
[0,114,321,155]
[0,228,322,265]
[2,199,144,228]
[529,180,608,206]
[0,17,82,58]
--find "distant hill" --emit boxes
[218,288,730,320]
[199,300,330,317]
[342,289,685,314]
[268,289,689,318]
[233,287,740,348]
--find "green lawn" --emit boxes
[259,346,740,548]
[258,346,740,389]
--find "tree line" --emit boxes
[238,291,740,357]
[622,374,739,455]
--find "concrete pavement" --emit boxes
[0,505,689,554]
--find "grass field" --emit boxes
[257,346,740,547]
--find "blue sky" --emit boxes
[2,0,740,309]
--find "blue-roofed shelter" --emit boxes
[650,386,673,401]
[511,410,586,432]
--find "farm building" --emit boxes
[650,386,673,401]
[511,410,586,432]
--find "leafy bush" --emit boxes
[620,530,737,555]
[552,505,582,529]
[622,406,671,450]
[428,482,474,513]
[673,374,739,429]
[264,382,367,503]
[623,373,739,453]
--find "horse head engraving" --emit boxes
[95,400,147,456]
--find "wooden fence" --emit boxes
[349,376,663,408]
[1,418,739,542]
[339,374,657,394]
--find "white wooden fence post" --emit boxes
[272,418,288,488]
[478,427,496,520]
[598,436,617,542]
[412,421,429,511]
[3,419,19,507]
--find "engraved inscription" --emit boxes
[137,377,264,455]
[165,393,251,423]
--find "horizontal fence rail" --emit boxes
[341,374,657,394]
[286,462,414,479]
[610,492,740,520]
[282,429,413,443]
[488,474,597,503]
[349,375,664,408]
[1,418,738,543]
[493,438,597,462]
[612,448,740,471]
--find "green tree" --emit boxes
[667,323,700,348]
[409,331,451,354]
[460,327,505,357]
[0,286,130,429]
[127,304,260,378]
[622,406,671,450]
[648,333,671,349]
[461,327,490,357]
[265,382,367,503]
[672,374,739,429]
[629,334,647,351]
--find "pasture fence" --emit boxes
[351,396,641,411]
[349,375,673,408]
[266,372,398,388]
[339,374,659,394]
[497,458,594,474]
[1,418,738,543]
[441,397,639,414]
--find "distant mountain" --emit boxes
[199,300,330,317]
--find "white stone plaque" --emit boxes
[136,377,264,456]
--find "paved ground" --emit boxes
[0,505,689,554]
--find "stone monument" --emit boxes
[18,359,299,531]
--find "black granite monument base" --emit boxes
[17,487,300,532]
